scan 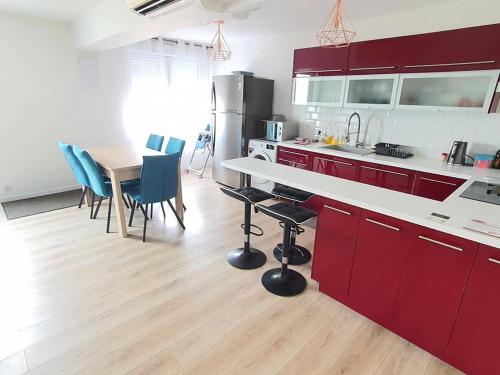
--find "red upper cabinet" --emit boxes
[357,162,416,194]
[448,245,500,375]
[293,46,349,76]
[277,147,312,170]
[412,172,467,201]
[312,154,358,181]
[401,24,500,73]
[391,226,478,357]
[347,37,403,75]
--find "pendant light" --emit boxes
[207,21,232,61]
[317,0,356,48]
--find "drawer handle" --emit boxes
[489,258,500,265]
[366,218,400,232]
[418,235,463,252]
[360,165,409,177]
[316,157,353,166]
[324,205,352,216]
[280,149,308,158]
[349,66,396,71]
[405,60,495,69]
[420,177,458,186]
[279,159,308,167]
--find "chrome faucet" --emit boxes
[346,112,363,148]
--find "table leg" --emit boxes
[110,171,128,238]
[175,162,185,222]
[84,186,93,207]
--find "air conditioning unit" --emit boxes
[128,0,190,17]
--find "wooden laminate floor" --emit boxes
[0,173,463,375]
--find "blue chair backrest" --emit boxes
[146,134,165,152]
[73,146,110,197]
[58,141,91,187]
[140,154,179,204]
[165,137,186,156]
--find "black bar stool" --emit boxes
[256,202,317,297]
[271,185,314,265]
[220,186,274,270]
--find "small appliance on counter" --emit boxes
[446,141,469,166]
[264,117,298,142]
[374,143,414,159]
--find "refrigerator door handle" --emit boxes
[211,114,216,157]
[211,82,216,112]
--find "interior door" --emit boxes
[213,75,244,114]
[212,113,243,187]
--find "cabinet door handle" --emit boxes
[296,68,343,73]
[349,66,396,71]
[280,149,308,158]
[324,205,352,216]
[279,159,307,167]
[489,258,500,265]
[404,60,495,69]
[360,165,409,177]
[366,218,400,232]
[418,235,463,252]
[420,177,458,186]
[316,157,353,166]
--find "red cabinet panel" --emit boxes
[277,147,312,170]
[349,211,413,326]
[401,24,500,73]
[311,199,361,303]
[312,154,358,180]
[448,245,500,375]
[391,226,478,356]
[293,47,349,76]
[357,162,416,193]
[412,172,466,201]
[347,37,403,75]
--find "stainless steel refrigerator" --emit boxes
[211,74,274,187]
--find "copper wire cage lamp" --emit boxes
[317,0,356,48]
[208,21,232,61]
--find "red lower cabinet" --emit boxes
[312,154,359,181]
[412,172,466,201]
[348,211,412,326]
[447,245,500,375]
[277,147,312,170]
[357,162,415,193]
[391,226,478,356]
[311,199,361,303]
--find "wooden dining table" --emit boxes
[84,145,184,238]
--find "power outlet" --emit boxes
[4,185,13,193]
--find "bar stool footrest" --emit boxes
[274,244,312,265]
[261,268,307,297]
[227,248,267,270]
[240,223,264,237]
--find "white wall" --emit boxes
[215,0,500,158]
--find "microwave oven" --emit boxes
[265,121,298,142]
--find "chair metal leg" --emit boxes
[143,204,148,242]
[167,200,185,230]
[93,197,103,219]
[138,204,149,220]
[160,202,166,218]
[128,200,136,227]
[122,194,130,209]
[183,203,187,212]
[106,197,113,233]
[90,191,96,219]
[78,187,87,209]
[150,204,153,220]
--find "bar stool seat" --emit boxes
[272,185,314,265]
[220,186,274,270]
[256,202,317,297]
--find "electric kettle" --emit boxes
[446,141,468,166]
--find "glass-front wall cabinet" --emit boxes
[292,76,346,107]
[344,74,399,109]
[396,71,500,112]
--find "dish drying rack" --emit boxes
[375,143,414,159]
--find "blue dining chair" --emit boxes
[127,154,185,242]
[146,134,165,152]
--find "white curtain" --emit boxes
[123,38,213,163]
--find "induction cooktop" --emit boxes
[460,181,500,206]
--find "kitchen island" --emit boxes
[222,157,500,375]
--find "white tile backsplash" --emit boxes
[293,105,500,159]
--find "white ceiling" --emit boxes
[0,0,102,21]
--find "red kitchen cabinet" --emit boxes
[312,154,358,180]
[412,172,466,201]
[277,147,312,170]
[391,226,478,356]
[401,24,500,73]
[349,211,413,326]
[357,162,415,193]
[347,37,403,75]
[293,47,349,76]
[447,245,500,375]
[311,199,361,303]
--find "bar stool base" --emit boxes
[227,248,267,270]
[262,268,307,297]
[274,244,312,265]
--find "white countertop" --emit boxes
[222,157,500,250]
[279,141,500,181]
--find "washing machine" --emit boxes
[248,139,277,193]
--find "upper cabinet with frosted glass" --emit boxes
[292,76,346,107]
[344,74,399,109]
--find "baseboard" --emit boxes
[0,185,82,203]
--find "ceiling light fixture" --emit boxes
[207,21,232,61]
[317,0,356,48]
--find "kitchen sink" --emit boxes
[321,144,374,156]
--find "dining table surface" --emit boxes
[84,144,184,238]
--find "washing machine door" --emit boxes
[250,151,272,185]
